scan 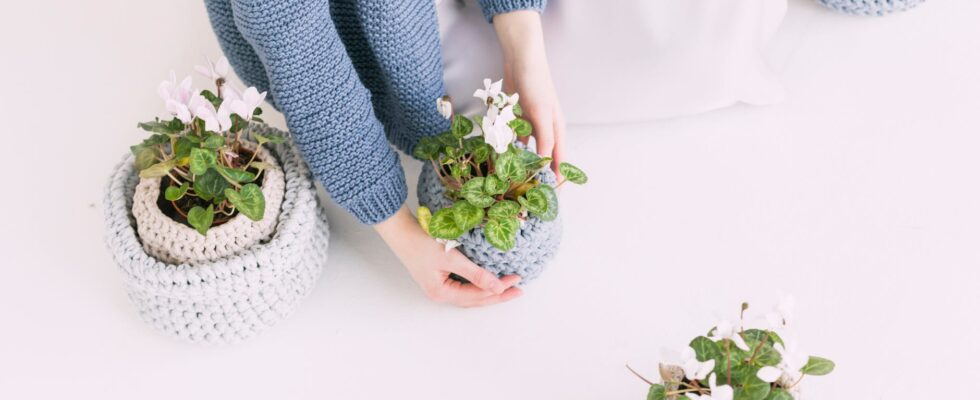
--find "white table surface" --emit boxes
[2,1,979,399]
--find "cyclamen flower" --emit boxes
[685,373,733,400]
[224,86,267,121]
[766,295,796,330]
[195,55,230,81]
[436,96,452,119]
[192,95,233,133]
[481,104,516,154]
[773,336,809,384]
[756,366,782,383]
[680,346,716,381]
[708,320,751,352]
[473,78,503,105]
[158,71,194,123]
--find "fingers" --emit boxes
[468,286,524,307]
[528,111,555,159]
[551,105,567,178]
[448,255,509,294]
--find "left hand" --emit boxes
[493,10,566,179]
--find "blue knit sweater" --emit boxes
[203,0,546,224]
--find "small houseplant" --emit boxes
[629,298,835,400]
[103,57,329,343]
[415,79,587,283]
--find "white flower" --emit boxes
[502,92,520,107]
[680,346,716,381]
[435,238,461,252]
[195,55,230,81]
[756,366,782,383]
[766,295,796,329]
[708,320,751,352]
[773,335,809,384]
[193,96,233,133]
[685,373,733,400]
[225,86,267,120]
[158,71,194,123]
[436,96,452,119]
[473,78,502,105]
[481,105,516,154]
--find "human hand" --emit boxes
[492,10,566,179]
[374,206,524,307]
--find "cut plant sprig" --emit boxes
[414,81,589,251]
[132,56,285,236]
[633,299,835,400]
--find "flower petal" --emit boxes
[757,366,781,383]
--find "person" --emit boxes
[203,0,566,307]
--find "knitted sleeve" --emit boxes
[227,0,407,225]
[202,0,276,108]
[476,0,547,22]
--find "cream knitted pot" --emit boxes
[417,162,562,284]
[132,144,285,265]
[104,126,329,343]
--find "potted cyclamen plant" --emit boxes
[103,56,330,343]
[415,79,588,283]
[628,298,835,400]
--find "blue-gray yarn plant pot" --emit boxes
[816,0,924,15]
[417,162,562,284]
[103,126,329,344]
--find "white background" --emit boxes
[2,1,979,399]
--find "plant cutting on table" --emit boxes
[628,298,835,400]
[103,56,329,343]
[414,79,588,282]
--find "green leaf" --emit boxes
[186,205,214,236]
[193,168,230,200]
[535,184,560,221]
[132,146,157,171]
[224,183,265,221]
[138,159,177,179]
[452,200,484,231]
[413,136,441,160]
[690,336,722,362]
[451,115,474,138]
[416,206,433,235]
[800,356,835,376]
[472,144,491,164]
[164,182,189,201]
[137,121,180,135]
[495,151,526,183]
[512,103,523,117]
[436,131,458,148]
[488,200,520,220]
[508,118,532,137]
[174,137,195,159]
[764,389,793,400]
[646,384,666,400]
[189,148,217,175]
[200,89,221,108]
[483,217,519,251]
[559,162,588,184]
[216,165,256,183]
[460,177,495,208]
[484,174,509,195]
[250,161,275,171]
[428,208,464,240]
[519,187,549,216]
[202,134,226,149]
[734,372,771,400]
[254,132,285,145]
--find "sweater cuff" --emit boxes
[343,160,408,225]
[477,0,547,23]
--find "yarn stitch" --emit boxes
[132,145,285,265]
[104,125,329,344]
[417,161,562,284]
[816,0,923,15]
[203,0,546,224]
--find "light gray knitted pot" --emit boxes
[103,126,329,344]
[417,162,562,283]
[816,0,924,15]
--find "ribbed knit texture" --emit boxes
[203,0,545,224]
[816,0,923,15]
[478,0,547,22]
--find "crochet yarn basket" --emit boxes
[417,161,562,284]
[132,144,285,265]
[104,126,329,344]
[816,0,924,15]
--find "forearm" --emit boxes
[491,10,548,68]
[230,0,406,224]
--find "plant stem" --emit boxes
[666,388,708,396]
[245,143,263,169]
[748,331,772,364]
[625,364,655,386]
[787,374,804,390]
[726,341,732,386]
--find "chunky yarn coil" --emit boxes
[816,0,923,15]
[104,126,329,344]
[417,162,562,283]
[132,144,285,265]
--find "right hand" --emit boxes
[374,206,524,307]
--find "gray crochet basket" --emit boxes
[417,161,562,283]
[103,126,329,344]
[816,0,924,15]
